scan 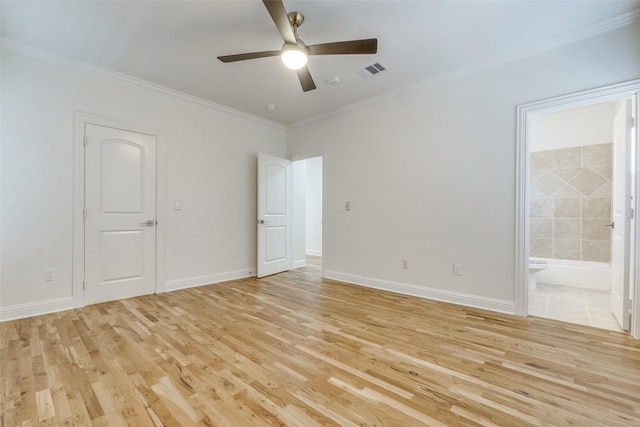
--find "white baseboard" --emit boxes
[163,268,256,292]
[324,270,516,315]
[0,297,75,322]
[305,250,322,257]
[293,258,307,269]
[1,270,514,322]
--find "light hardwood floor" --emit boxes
[2,262,640,426]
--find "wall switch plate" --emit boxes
[45,269,56,281]
[174,200,182,210]
[453,263,462,275]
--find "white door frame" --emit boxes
[73,112,166,308]
[290,150,326,277]
[611,99,634,331]
[515,79,640,338]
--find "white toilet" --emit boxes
[528,258,548,291]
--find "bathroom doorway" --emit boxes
[517,81,640,336]
[529,100,625,331]
[292,155,323,274]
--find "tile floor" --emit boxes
[529,283,624,332]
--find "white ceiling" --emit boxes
[3,0,640,125]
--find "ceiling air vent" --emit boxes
[356,62,388,79]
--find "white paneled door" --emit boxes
[257,153,291,278]
[610,98,633,331]
[84,124,157,305]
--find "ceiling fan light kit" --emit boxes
[281,43,308,70]
[217,0,378,92]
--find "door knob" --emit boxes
[257,219,270,224]
[605,222,615,229]
[140,220,156,227]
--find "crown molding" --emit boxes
[0,38,287,130]
[288,9,640,129]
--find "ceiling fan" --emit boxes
[217,0,378,92]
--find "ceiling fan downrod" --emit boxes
[287,11,304,39]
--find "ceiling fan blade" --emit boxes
[263,0,296,44]
[308,38,378,56]
[217,50,281,63]
[297,66,316,92]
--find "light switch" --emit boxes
[174,200,182,210]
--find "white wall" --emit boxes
[305,156,322,256]
[531,101,617,152]
[1,47,287,319]
[287,23,640,313]
[2,21,639,321]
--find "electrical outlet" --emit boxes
[402,259,409,269]
[453,263,462,275]
[231,250,238,259]
[45,269,56,281]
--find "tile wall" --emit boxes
[530,143,612,262]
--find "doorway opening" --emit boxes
[292,155,323,275]
[516,80,640,338]
[528,101,630,331]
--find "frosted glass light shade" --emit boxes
[281,49,308,70]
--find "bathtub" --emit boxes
[532,258,611,291]
[535,258,611,291]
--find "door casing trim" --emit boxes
[73,112,166,308]
[515,79,640,338]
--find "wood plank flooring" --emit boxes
[2,261,640,426]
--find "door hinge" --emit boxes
[82,280,86,290]
[632,117,636,128]
[83,209,87,219]
[83,136,88,147]
[629,208,635,219]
